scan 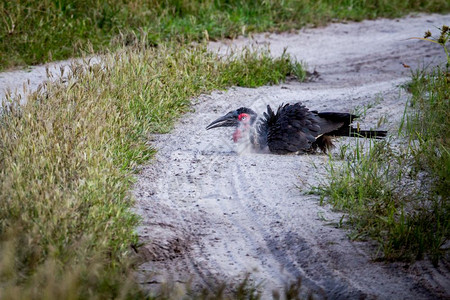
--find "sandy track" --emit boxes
[1,13,448,300]
[134,14,450,299]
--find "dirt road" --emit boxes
[134,14,450,299]
[1,12,448,300]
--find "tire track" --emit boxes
[134,14,450,299]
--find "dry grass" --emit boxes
[0,44,300,298]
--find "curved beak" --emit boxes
[206,111,239,130]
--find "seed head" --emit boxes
[424,30,432,38]
[442,25,449,34]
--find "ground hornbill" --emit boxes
[206,102,387,154]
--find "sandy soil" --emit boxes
[1,13,449,300]
[133,14,450,299]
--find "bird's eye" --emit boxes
[238,113,248,121]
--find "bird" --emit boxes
[206,102,387,154]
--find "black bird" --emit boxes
[206,102,386,154]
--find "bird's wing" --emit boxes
[315,112,358,136]
[261,103,321,154]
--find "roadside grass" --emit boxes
[1,1,448,297]
[406,68,449,202]
[0,44,300,298]
[313,27,449,265]
[2,0,449,70]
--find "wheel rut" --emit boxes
[133,14,450,299]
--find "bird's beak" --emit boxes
[206,111,239,130]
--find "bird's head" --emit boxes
[206,107,257,142]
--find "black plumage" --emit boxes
[206,102,387,154]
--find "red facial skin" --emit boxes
[232,129,241,142]
[233,113,251,142]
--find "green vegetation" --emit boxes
[314,26,449,265]
[2,0,449,298]
[2,0,449,70]
[406,25,449,198]
[0,44,298,298]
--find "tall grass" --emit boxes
[0,44,299,298]
[314,26,449,265]
[1,0,449,70]
[407,68,449,197]
[316,137,449,264]
[406,26,450,196]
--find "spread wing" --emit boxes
[260,103,321,154]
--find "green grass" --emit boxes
[0,44,299,298]
[315,124,448,265]
[406,69,449,196]
[1,2,449,298]
[2,0,449,70]
[314,27,449,265]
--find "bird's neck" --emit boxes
[232,128,242,143]
[233,122,252,143]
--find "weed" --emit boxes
[0,44,300,298]
[410,25,450,68]
[314,26,449,265]
[315,136,448,264]
[407,26,449,198]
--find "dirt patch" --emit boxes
[134,14,450,298]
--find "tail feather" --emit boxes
[317,112,358,124]
[318,112,387,139]
[349,128,387,139]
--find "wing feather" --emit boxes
[256,102,360,154]
[261,103,320,154]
